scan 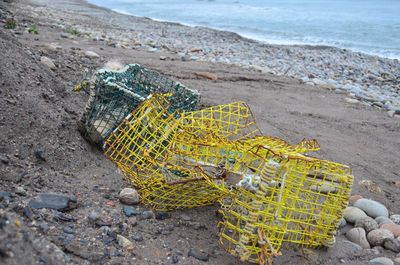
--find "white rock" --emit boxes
[84,50,100,58]
[104,60,123,71]
[394,257,400,264]
[119,188,140,205]
[344,206,368,224]
[117,235,134,250]
[312,78,327,86]
[40,56,56,70]
[354,199,389,218]
[369,257,394,265]
[345,98,359,104]
[15,186,27,196]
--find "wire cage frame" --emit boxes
[213,142,353,265]
[78,64,200,144]
[104,94,233,210]
[102,93,353,265]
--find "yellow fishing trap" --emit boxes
[104,94,235,210]
[214,145,353,265]
[101,93,352,264]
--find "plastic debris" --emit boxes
[79,65,353,265]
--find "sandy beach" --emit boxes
[0,0,400,264]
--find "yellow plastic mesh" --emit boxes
[104,94,242,210]
[178,101,262,142]
[103,93,352,265]
[214,142,353,265]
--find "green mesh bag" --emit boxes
[78,64,200,144]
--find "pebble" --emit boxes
[23,206,33,219]
[367,229,395,246]
[0,154,9,164]
[40,56,56,70]
[88,211,100,223]
[159,56,167,60]
[84,50,100,58]
[369,257,394,265]
[345,98,359,104]
[376,216,395,226]
[339,218,347,228]
[119,188,140,205]
[29,193,77,212]
[63,226,75,234]
[172,254,179,263]
[39,222,50,233]
[354,199,388,218]
[355,216,379,233]
[117,235,134,250]
[141,210,154,220]
[384,238,400,253]
[344,206,368,223]
[132,233,144,242]
[381,224,400,237]
[390,215,400,225]
[15,186,27,196]
[155,212,171,220]
[345,227,370,249]
[0,191,11,201]
[188,248,209,262]
[180,214,192,222]
[123,206,139,217]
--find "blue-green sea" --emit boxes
[88,0,400,59]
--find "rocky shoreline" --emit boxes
[14,0,400,114]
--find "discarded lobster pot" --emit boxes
[214,146,353,265]
[103,93,352,264]
[104,94,266,210]
[79,63,353,264]
[78,64,200,144]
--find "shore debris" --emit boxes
[79,64,353,264]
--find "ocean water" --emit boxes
[88,0,400,59]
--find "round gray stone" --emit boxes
[384,238,400,253]
[369,257,394,265]
[354,199,388,218]
[344,206,368,224]
[346,227,371,249]
[376,216,395,226]
[119,188,140,205]
[339,217,347,228]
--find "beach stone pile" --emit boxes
[343,197,400,264]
